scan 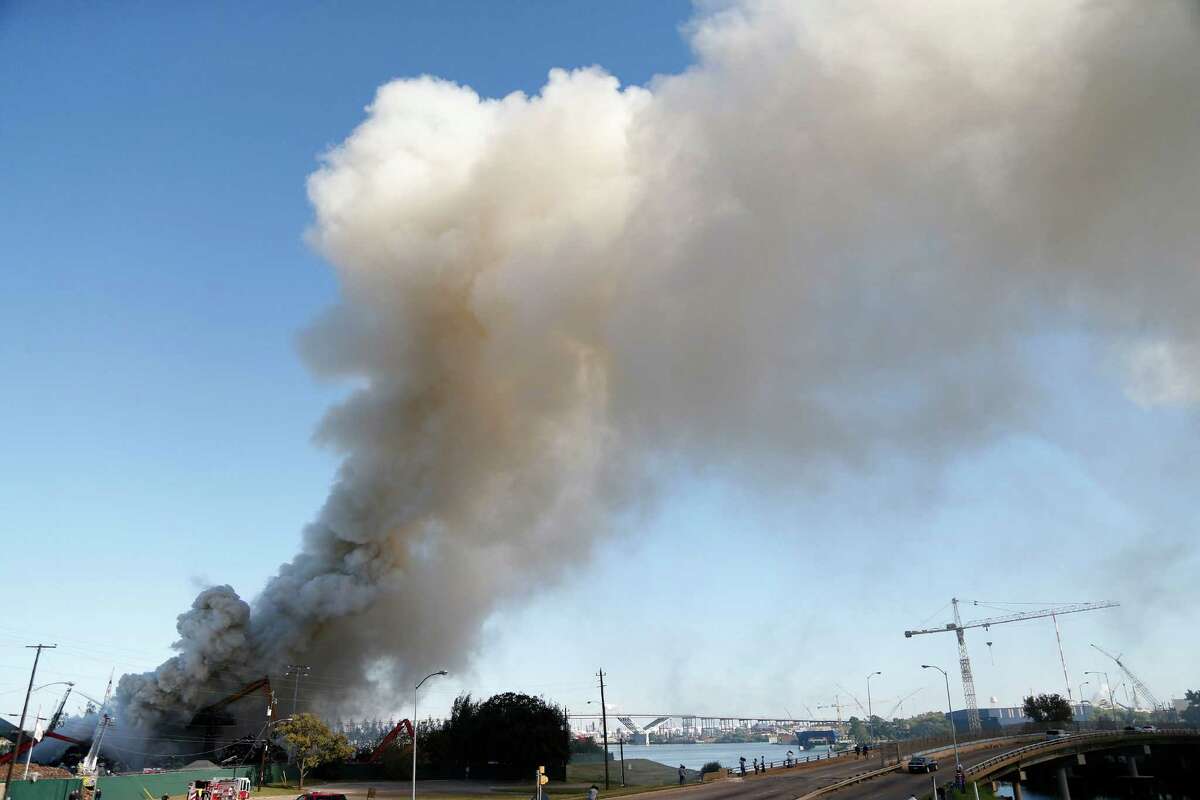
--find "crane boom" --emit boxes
[1090,644,1160,710]
[904,601,1119,637]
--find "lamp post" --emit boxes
[1078,681,1090,722]
[412,670,448,800]
[922,665,960,768]
[865,672,881,743]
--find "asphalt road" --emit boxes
[639,742,1023,800]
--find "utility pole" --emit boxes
[597,669,610,790]
[2,644,55,800]
[285,665,311,715]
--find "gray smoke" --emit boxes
[117,0,1200,730]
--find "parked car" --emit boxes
[907,755,939,773]
[295,794,348,800]
[1044,729,1069,738]
[1137,725,1157,732]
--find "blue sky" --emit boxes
[2,1,1196,725]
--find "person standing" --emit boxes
[587,785,599,800]
[739,757,747,777]
[678,765,686,785]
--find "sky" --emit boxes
[2,0,1198,730]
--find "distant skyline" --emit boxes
[3,0,1197,732]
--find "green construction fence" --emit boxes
[6,767,255,800]
[6,777,83,800]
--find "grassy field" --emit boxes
[564,759,700,789]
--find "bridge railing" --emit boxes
[723,748,853,776]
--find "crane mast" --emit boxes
[905,598,1119,735]
[952,598,982,733]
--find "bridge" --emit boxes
[586,727,1199,800]
[966,728,1200,799]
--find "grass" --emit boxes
[565,760,700,788]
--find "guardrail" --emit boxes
[791,763,900,800]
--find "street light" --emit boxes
[1084,671,1115,720]
[865,672,881,743]
[32,682,74,693]
[1078,681,1090,720]
[412,670,448,800]
[922,665,960,768]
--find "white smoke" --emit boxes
[118,0,1200,730]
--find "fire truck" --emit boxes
[187,777,250,800]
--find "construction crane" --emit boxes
[0,684,84,767]
[1091,644,1160,711]
[817,697,846,725]
[884,688,923,720]
[905,598,1119,733]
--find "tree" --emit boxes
[430,692,569,780]
[1023,693,1074,723]
[847,716,869,743]
[277,712,355,789]
[1183,689,1200,726]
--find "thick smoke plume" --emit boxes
[117,0,1200,730]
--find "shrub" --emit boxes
[701,761,722,774]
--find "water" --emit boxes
[602,742,838,771]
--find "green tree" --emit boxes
[1022,693,1074,723]
[277,712,356,789]
[430,692,568,780]
[1183,689,1200,726]
[847,716,869,743]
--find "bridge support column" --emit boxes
[1011,780,1023,800]
[1055,766,1070,800]
[1126,756,1139,778]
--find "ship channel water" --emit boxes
[602,742,838,771]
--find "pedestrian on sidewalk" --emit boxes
[587,785,599,800]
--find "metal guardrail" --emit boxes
[965,728,1200,779]
[791,763,900,800]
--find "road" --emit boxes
[624,741,1024,800]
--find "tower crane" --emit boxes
[905,598,1119,733]
[1090,644,1160,711]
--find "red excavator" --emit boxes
[361,719,414,764]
